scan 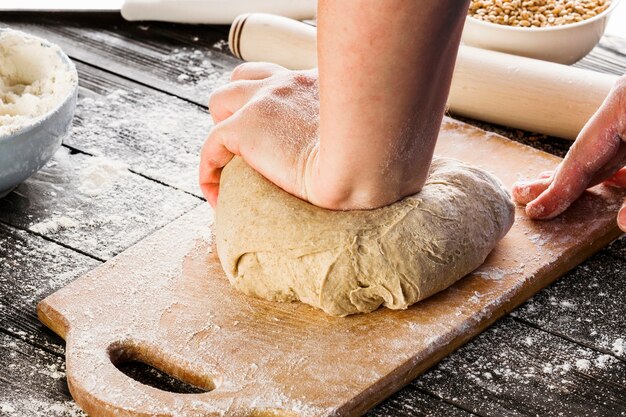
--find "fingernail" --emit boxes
[527,202,546,218]
[514,183,531,200]
[618,208,626,232]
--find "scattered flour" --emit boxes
[0,399,86,417]
[212,39,228,51]
[473,264,524,280]
[0,29,77,135]
[529,233,548,246]
[595,354,613,368]
[612,338,624,355]
[575,358,591,371]
[165,47,231,91]
[468,291,483,303]
[71,87,213,195]
[29,216,79,234]
[541,362,573,374]
[77,156,129,197]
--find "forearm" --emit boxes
[311,0,469,209]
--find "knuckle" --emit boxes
[208,81,248,113]
[204,124,223,147]
[207,92,220,111]
[269,84,293,98]
[291,71,317,87]
[253,70,317,100]
[208,85,229,110]
[250,95,281,118]
[230,63,252,80]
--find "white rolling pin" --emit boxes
[121,0,317,25]
[228,13,619,140]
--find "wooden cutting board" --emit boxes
[38,117,625,417]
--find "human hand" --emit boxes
[512,76,626,232]
[199,63,319,208]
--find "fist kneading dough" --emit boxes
[216,157,515,317]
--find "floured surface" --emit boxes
[38,117,626,417]
[68,86,214,196]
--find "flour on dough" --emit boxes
[216,156,514,317]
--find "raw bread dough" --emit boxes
[216,156,515,316]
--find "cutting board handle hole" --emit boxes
[108,340,216,393]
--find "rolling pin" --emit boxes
[228,13,620,140]
[121,0,317,24]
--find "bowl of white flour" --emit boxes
[0,29,78,198]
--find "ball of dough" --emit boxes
[216,156,514,317]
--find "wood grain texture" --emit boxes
[453,115,573,159]
[69,61,212,197]
[575,36,626,76]
[0,149,200,260]
[512,253,626,361]
[37,118,626,417]
[0,332,86,417]
[363,388,476,417]
[1,12,625,417]
[0,14,238,107]
[606,235,626,261]
[417,318,626,417]
[0,222,99,354]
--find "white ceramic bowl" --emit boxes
[462,0,621,64]
[0,30,78,198]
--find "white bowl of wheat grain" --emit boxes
[462,0,621,64]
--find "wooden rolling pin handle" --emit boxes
[229,13,620,140]
[229,13,249,60]
[230,13,318,71]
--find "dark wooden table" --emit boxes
[1,13,625,417]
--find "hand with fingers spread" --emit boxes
[199,0,470,210]
[513,75,626,231]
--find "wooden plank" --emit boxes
[606,235,626,262]
[416,317,626,417]
[0,148,201,260]
[0,332,86,417]
[366,388,475,417]
[69,60,213,196]
[452,115,572,158]
[575,36,626,76]
[0,13,620,415]
[2,15,625,113]
[0,319,472,417]
[0,222,99,354]
[0,220,473,416]
[0,14,239,107]
[512,253,626,361]
[36,119,626,416]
